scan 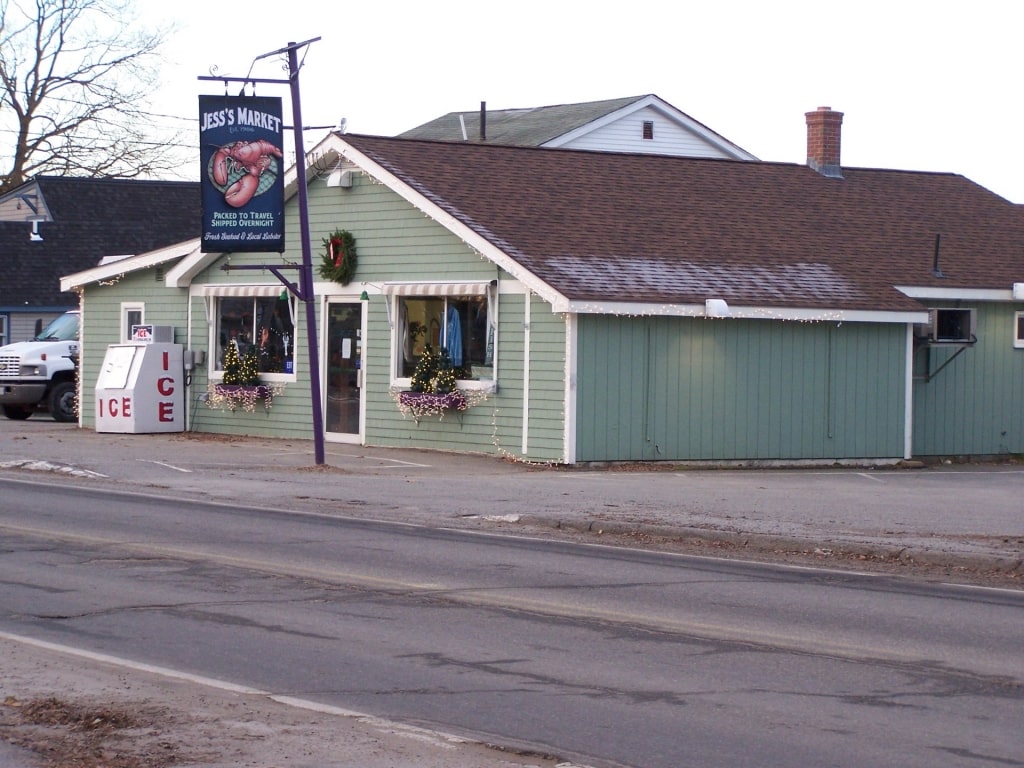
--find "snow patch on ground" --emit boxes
[0,459,107,478]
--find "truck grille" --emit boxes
[0,355,21,376]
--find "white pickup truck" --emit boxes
[0,310,79,422]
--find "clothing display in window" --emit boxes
[446,305,463,366]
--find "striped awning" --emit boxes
[198,284,285,298]
[381,280,495,297]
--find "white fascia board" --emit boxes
[896,285,1017,302]
[557,300,929,324]
[61,238,202,292]
[283,132,339,199]
[642,98,759,161]
[332,135,568,309]
[541,97,650,147]
[164,248,223,288]
[543,95,758,161]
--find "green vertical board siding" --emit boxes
[912,303,1024,456]
[576,317,647,458]
[576,315,906,462]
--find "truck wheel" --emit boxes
[2,404,33,420]
[48,381,77,423]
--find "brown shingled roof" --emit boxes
[342,135,1024,313]
[0,176,199,309]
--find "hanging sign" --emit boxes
[199,95,285,253]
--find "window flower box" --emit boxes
[399,389,467,413]
[207,382,283,412]
[392,388,489,423]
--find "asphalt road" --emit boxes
[2,479,1021,768]
[1,418,1023,580]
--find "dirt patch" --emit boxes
[170,432,253,445]
[521,523,1024,590]
[2,696,189,767]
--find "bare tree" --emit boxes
[0,0,187,192]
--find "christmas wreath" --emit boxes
[318,229,357,285]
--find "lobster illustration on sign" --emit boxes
[209,139,283,208]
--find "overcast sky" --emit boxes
[141,0,1023,202]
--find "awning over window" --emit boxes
[382,280,495,297]
[198,284,293,326]
[198,285,285,298]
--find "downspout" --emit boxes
[521,294,530,455]
[564,312,578,464]
[904,324,914,459]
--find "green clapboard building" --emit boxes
[64,109,1024,465]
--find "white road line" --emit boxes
[0,630,491,754]
[0,630,262,694]
[139,460,192,473]
[336,453,433,468]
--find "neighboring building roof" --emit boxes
[0,176,200,309]
[335,134,1024,316]
[399,94,756,161]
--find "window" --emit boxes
[0,314,7,346]
[642,120,654,140]
[929,308,976,343]
[214,294,295,377]
[1015,311,1024,349]
[121,302,144,341]
[391,285,495,387]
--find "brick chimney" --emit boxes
[805,106,844,178]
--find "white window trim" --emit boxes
[120,302,144,342]
[1014,311,1024,349]
[388,284,497,392]
[207,291,299,383]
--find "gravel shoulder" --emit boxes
[0,637,573,768]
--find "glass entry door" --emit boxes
[325,302,363,437]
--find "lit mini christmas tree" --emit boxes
[431,347,457,394]
[222,342,260,385]
[409,343,438,393]
[409,344,458,394]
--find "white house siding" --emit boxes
[555,106,736,158]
